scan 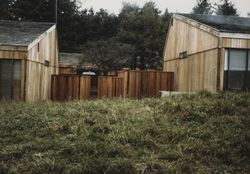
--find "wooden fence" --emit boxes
[51,75,90,101]
[117,70,174,98]
[51,70,174,101]
[98,77,124,98]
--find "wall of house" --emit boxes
[164,49,219,92]
[0,49,27,100]
[163,17,219,61]
[221,38,250,49]
[217,37,250,91]
[0,48,27,59]
[163,16,220,92]
[26,27,58,101]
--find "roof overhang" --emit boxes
[0,44,28,51]
[219,32,250,39]
[28,24,56,50]
[0,24,56,52]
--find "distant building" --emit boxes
[0,20,58,101]
[163,14,250,92]
[59,53,98,74]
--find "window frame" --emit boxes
[224,48,250,90]
[0,59,21,100]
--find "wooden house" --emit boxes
[163,14,250,92]
[0,20,58,101]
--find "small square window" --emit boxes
[44,60,50,67]
[179,51,187,59]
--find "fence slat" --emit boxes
[98,76,124,98]
[51,71,174,101]
[51,75,91,101]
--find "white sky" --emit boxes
[81,0,250,17]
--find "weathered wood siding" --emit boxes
[0,25,58,101]
[163,15,250,92]
[0,50,27,100]
[164,49,218,92]
[163,17,218,61]
[26,27,58,101]
[218,37,250,91]
[0,50,27,59]
[221,38,250,49]
[163,16,220,92]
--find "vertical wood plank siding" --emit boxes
[26,27,58,101]
[221,38,250,49]
[0,51,27,100]
[163,15,250,92]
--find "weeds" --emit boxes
[0,92,249,173]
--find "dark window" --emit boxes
[37,43,40,52]
[0,59,21,100]
[45,60,50,67]
[224,49,250,90]
[179,51,187,59]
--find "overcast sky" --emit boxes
[81,0,249,17]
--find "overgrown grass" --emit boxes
[0,92,249,173]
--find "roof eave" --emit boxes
[27,24,56,51]
[219,32,250,39]
[173,14,220,37]
[0,44,28,51]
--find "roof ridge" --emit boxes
[176,13,250,19]
[175,13,250,34]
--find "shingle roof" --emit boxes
[0,20,54,46]
[178,14,250,34]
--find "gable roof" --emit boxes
[178,14,250,34]
[0,20,55,46]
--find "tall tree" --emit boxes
[0,0,13,20]
[82,38,135,73]
[118,2,170,70]
[192,0,212,15]
[10,0,81,22]
[0,0,120,52]
[4,0,83,52]
[216,0,238,16]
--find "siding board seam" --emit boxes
[27,59,58,68]
[164,47,219,62]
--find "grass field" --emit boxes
[0,92,249,173]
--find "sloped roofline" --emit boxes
[163,13,220,59]
[0,22,56,52]
[173,14,220,37]
[27,24,56,51]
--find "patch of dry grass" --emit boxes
[0,92,249,173]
